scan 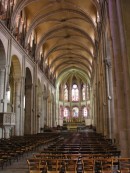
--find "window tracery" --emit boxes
[82,84,86,101]
[72,84,79,101]
[64,107,69,117]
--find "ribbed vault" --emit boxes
[12,0,100,85]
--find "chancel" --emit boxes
[0,0,130,172]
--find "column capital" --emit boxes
[104,58,112,68]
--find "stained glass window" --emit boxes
[64,107,69,117]
[82,85,86,101]
[72,107,79,117]
[64,85,68,101]
[72,84,79,101]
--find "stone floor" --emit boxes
[0,149,41,173]
[0,152,33,173]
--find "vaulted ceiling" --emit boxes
[12,0,100,85]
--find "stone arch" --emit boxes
[0,39,6,137]
[24,67,33,134]
[0,39,6,112]
[9,55,22,136]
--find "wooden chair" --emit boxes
[39,159,47,173]
[100,158,113,173]
[46,159,58,173]
[118,158,130,173]
[83,159,95,173]
[58,160,66,173]
[66,159,77,173]
[27,158,42,173]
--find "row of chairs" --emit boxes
[0,133,61,169]
[41,132,120,157]
[27,157,130,173]
[26,131,123,172]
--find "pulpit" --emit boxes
[0,112,15,138]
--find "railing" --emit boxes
[0,112,15,126]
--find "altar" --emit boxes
[63,117,86,131]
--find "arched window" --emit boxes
[64,85,68,101]
[82,85,86,101]
[7,86,10,103]
[64,107,69,117]
[72,84,79,101]
[72,107,79,117]
[82,107,88,117]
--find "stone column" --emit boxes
[52,101,54,127]
[24,84,32,134]
[78,84,82,102]
[37,95,41,133]
[43,93,48,127]
[108,0,128,156]
[104,59,112,138]
[47,98,50,127]
[105,58,116,140]
[20,76,25,136]
[4,126,11,138]
[49,100,52,127]
[14,78,21,136]
[79,107,82,119]
[116,0,130,157]
[0,68,5,112]
[88,85,90,100]
[68,85,72,102]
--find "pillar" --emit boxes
[108,0,128,156]
[116,0,130,157]
[0,68,5,112]
[24,84,32,134]
[43,93,48,127]
[14,78,21,136]
[4,126,11,138]
[104,59,112,138]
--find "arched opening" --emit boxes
[0,39,6,138]
[0,39,6,112]
[24,67,32,135]
[9,55,21,136]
